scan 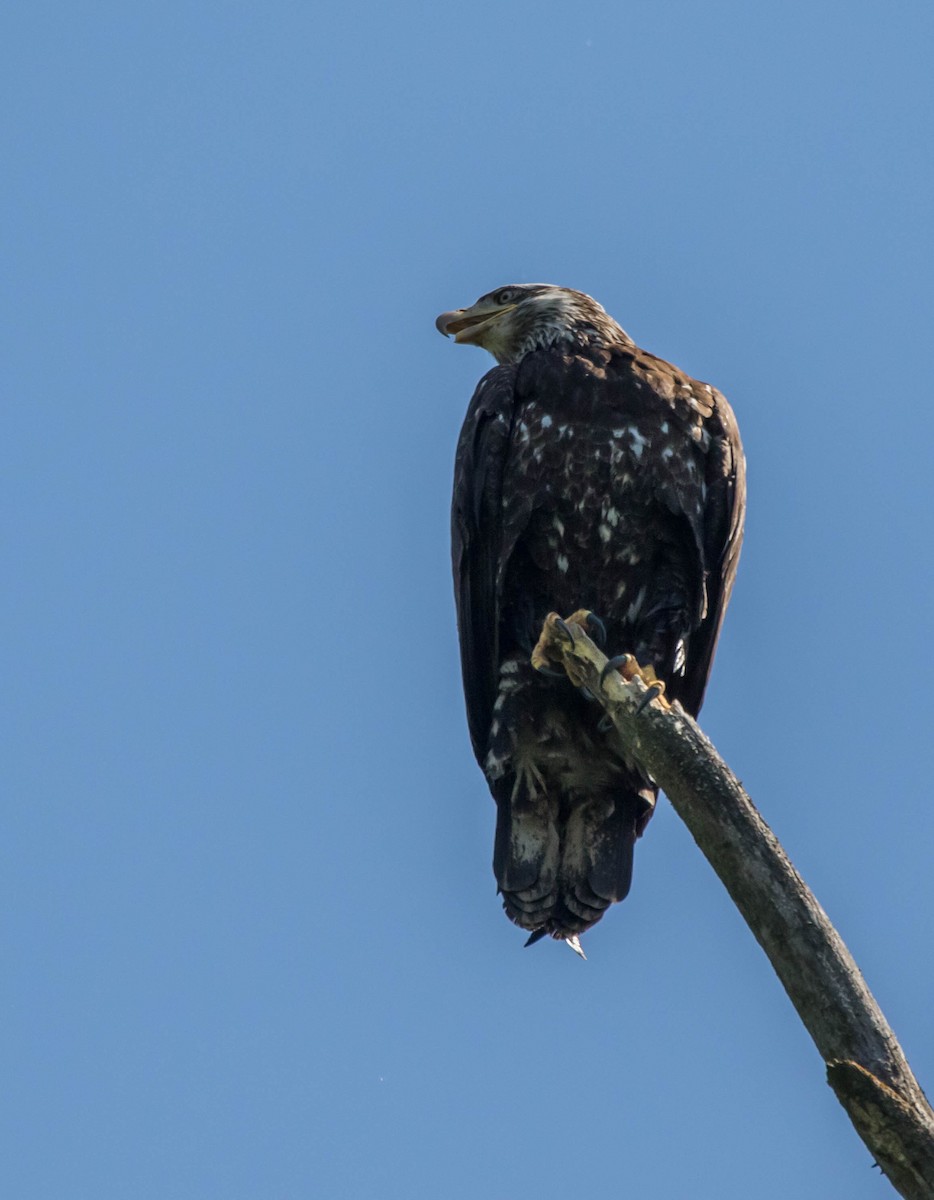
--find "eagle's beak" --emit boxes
[435,303,516,345]
[435,309,465,338]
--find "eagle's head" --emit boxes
[435,283,630,365]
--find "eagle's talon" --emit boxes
[600,654,634,688]
[555,617,576,644]
[597,714,614,733]
[636,682,666,714]
[524,928,549,948]
[584,612,607,647]
[535,664,566,679]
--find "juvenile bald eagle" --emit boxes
[437,284,745,953]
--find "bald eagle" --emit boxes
[437,284,745,953]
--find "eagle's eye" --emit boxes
[495,288,517,306]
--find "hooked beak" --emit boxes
[435,302,516,345]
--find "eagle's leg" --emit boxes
[563,612,610,706]
[554,613,606,667]
[559,609,606,647]
[549,618,598,700]
[532,609,600,688]
[532,610,668,712]
[553,611,605,699]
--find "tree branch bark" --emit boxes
[532,611,934,1200]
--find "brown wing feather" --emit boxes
[676,386,746,714]
[451,365,520,765]
[597,346,745,715]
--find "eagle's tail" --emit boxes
[492,788,561,932]
[495,785,655,941]
[555,787,655,934]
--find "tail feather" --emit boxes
[493,790,559,930]
[494,784,656,940]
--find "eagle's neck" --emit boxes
[512,307,634,364]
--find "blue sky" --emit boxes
[3,3,934,1197]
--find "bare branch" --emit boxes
[533,612,934,1200]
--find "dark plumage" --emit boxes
[437,284,745,951]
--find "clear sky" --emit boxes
[3,3,934,1197]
